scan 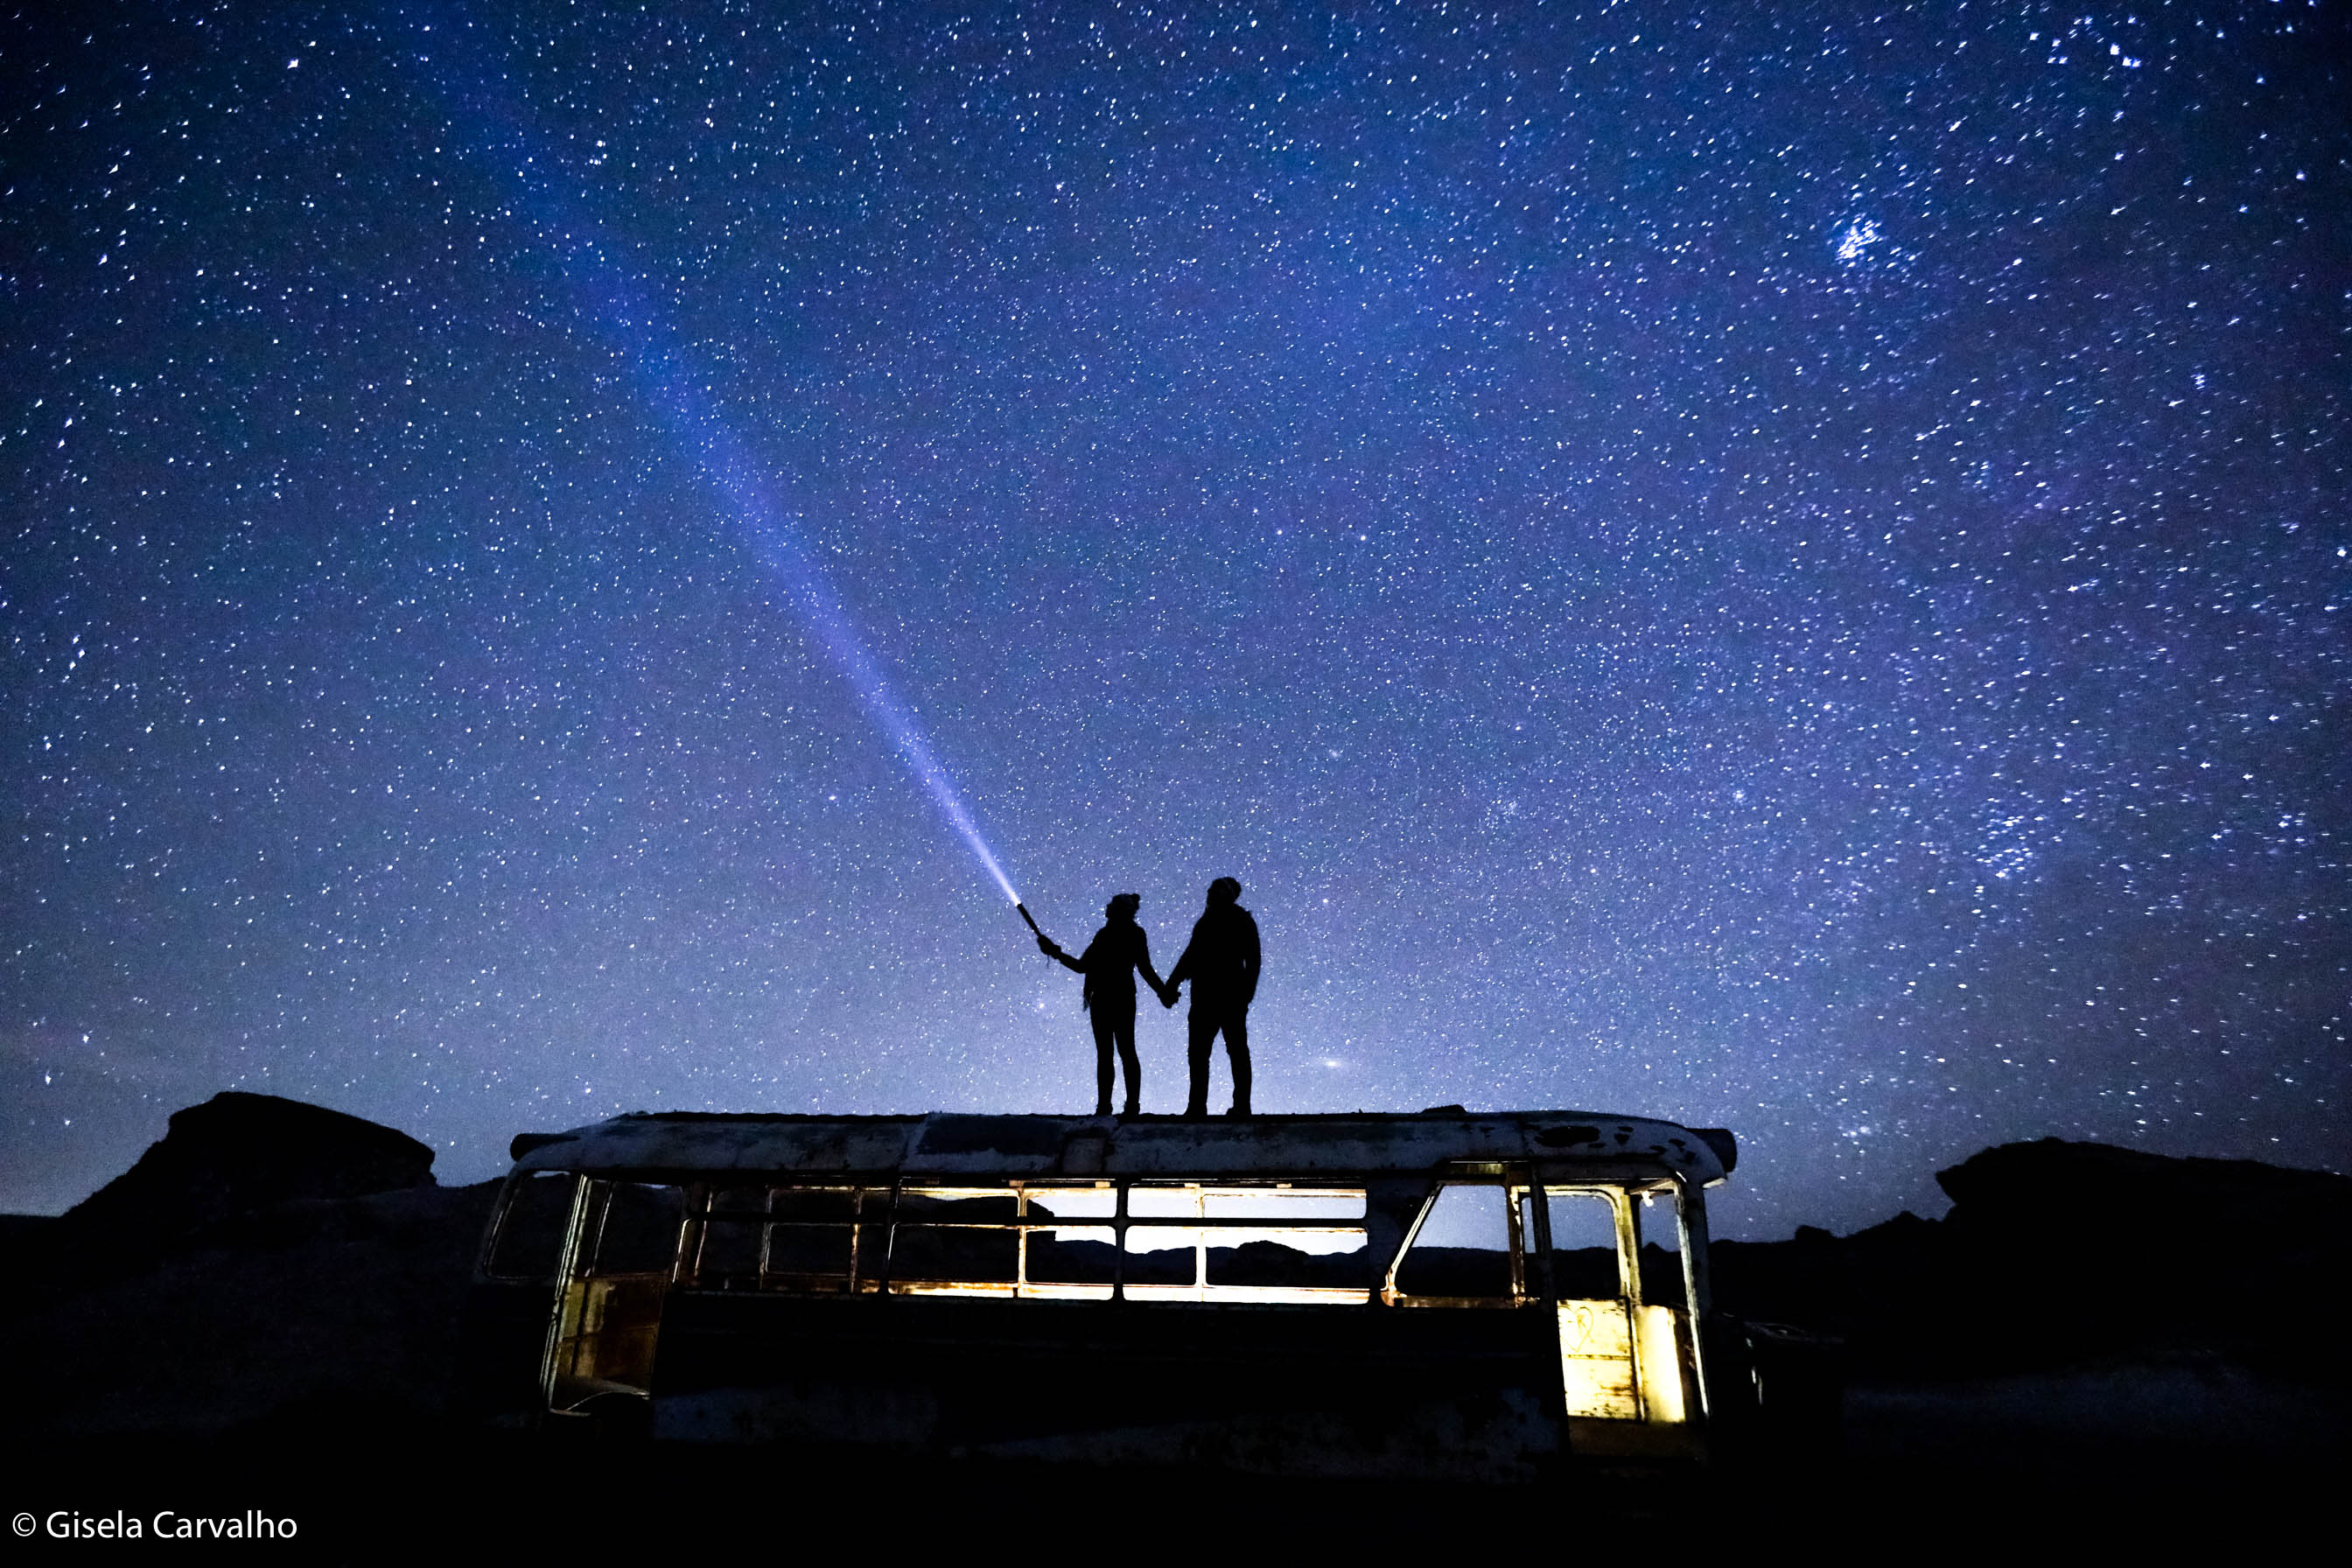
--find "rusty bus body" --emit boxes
[460,1109,1740,1480]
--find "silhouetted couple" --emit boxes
[1037,878,1260,1118]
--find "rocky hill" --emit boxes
[9,1093,494,1438]
[1712,1136,2351,1374]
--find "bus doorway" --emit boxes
[1385,1175,1701,1449]
[542,1179,684,1416]
[1536,1184,1701,1444]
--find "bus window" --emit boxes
[1544,1189,1623,1301]
[1127,1185,1200,1218]
[1395,1185,1515,1301]
[1120,1228,1198,1292]
[771,1186,858,1222]
[1023,1187,1116,1295]
[693,1188,769,1289]
[764,1187,856,1286]
[597,1182,685,1275]
[1122,1185,1202,1297]
[1022,1186,1116,1222]
[487,1172,575,1280]
[1203,1187,1363,1222]
[1202,1188,1368,1299]
[1635,1190,1685,1310]
[1118,1186,1370,1302]
[892,1187,1018,1291]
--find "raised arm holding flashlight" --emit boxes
[1026,893,1170,1117]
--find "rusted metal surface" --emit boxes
[508,1108,1734,1186]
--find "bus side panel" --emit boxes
[648,1293,1562,1481]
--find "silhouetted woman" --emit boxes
[1038,892,1170,1116]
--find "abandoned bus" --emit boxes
[460,1109,1740,1480]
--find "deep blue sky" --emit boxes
[4,1,2344,1235]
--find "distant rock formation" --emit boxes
[1712,1137,2351,1382]
[56,1090,437,1264]
[9,1093,486,1439]
[1937,1137,2352,1258]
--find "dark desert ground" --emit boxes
[5,1091,2343,1549]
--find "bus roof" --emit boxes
[507,1110,1736,1186]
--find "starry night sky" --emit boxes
[4,1,2345,1233]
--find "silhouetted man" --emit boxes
[1165,877,1260,1117]
[1038,892,1169,1117]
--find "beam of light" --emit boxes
[631,333,1022,908]
[432,41,1022,909]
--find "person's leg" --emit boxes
[1090,1010,1118,1116]
[1111,1013,1142,1115]
[1225,1010,1251,1116]
[1186,1010,1215,1117]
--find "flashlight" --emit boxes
[1016,902,1045,940]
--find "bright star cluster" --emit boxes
[3,1,2343,1235]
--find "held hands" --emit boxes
[1158,981,1180,1010]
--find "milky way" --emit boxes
[4,1,2344,1233]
